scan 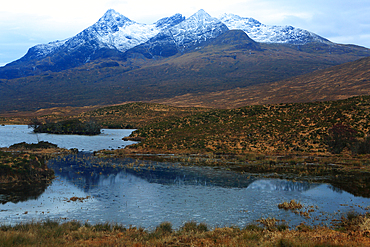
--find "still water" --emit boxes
[0,125,136,151]
[1,125,370,229]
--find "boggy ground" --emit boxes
[0,142,76,204]
[1,214,370,247]
[3,97,370,245]
[0,142,74,185]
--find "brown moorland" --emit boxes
[151,56,370,109]
[125,95,370,155]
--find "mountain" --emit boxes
[0,9,363,80]
[124,9,229,59]
[219,13,330,45]
[0,9,369,112]
[0,28,369,112]
[0,9,185,79]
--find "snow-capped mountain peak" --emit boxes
[169,9,229,51]
[189,9,211,20]
[100,9,131,23]
[16,9,333,64]
[83,10,157,52]
[92,9,135,37]
[219,13,262,28]
[3,8,339,79]
[128,9,229,58]
[219,13,330,45]
[17,9,186,64]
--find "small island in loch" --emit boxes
[29,119,101,135]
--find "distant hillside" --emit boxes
[152,56,370,108]
[126,96,370,155]
[0,30,368,112]
[0,102,211,129]
[80,102,211,128]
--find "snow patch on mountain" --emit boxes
[169,9,229,51]
[28,9,185,60]
[155,13,185,30]
[25,39,68,60]
[86,9,160,52]
[219,13,331,45]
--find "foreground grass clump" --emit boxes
[1,217,370,247]
[278,200,304,210]
[334,211,370,232]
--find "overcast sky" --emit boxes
[1,0,369,66]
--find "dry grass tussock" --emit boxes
[278,200,304,210]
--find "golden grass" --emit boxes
[1,218,370,247]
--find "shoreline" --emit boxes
[1,145,370,246]
[1,216,370,246]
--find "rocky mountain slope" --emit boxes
[124,9,229,59]
[219,13,330,45]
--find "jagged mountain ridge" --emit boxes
[1,28,369,112]
[219,13,330,45]
[0,9,185,79]
[0,9,347,79]
[124,9,229,59]
[19,9,185,60]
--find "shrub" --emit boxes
[354,137,370,154]
[326,124,357,154]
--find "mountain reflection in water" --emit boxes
[47,154,320,193]
[1,154,370,229]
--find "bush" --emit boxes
[326,124,357,154]
[354,137,370,154]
